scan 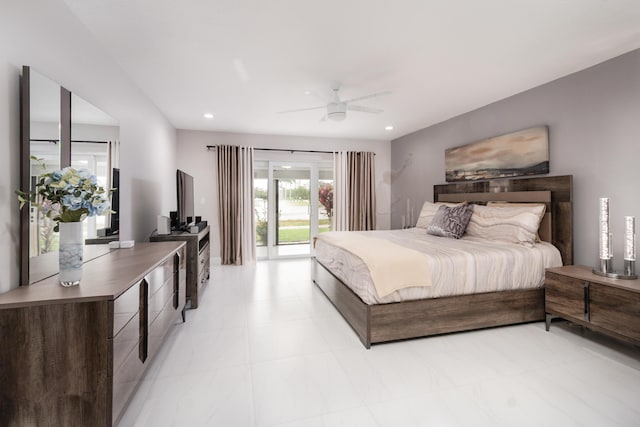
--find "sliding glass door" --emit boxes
[254,159,333,259]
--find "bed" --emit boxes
[311,175,573,348]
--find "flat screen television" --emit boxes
[109,168,120,234]
[176,169,195,228]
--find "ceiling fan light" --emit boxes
[327,102,346,121]
[328,111,346,121]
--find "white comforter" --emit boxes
[314,228,562,305]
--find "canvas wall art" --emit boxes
[445,126,549,182]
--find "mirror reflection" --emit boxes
[28,70,61,258]
[25,68,120,284]
[71,93,120,242]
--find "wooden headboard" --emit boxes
[434,175,573,265]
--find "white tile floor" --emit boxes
[119,259,640,427]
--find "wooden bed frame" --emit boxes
[311,175,573,348]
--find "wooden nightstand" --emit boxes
[545,265,640,346]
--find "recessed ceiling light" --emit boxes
[385,125,394,131]
[203,113,214,119]
[303,91,311,95]
[281,165,292,169]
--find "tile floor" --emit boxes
[118,259,640,427]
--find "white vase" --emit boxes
[59,222,83,286]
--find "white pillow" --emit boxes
[466,203,546,245]
[486,202,547,242]
[415,201,460,228]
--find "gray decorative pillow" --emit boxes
[427,204,474,239]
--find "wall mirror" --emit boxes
[21,66,120,285]
[71,93,120,242]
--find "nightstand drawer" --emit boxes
[590,284,640,341]
[545,271,586,320]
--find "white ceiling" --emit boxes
[64,0,640,141]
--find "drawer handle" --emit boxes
[139,279,149,363]
[173,253,180,310]
[583,282,590,322]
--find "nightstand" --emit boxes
[545,265,640,346]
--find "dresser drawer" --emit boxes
[146,258,172,297]
[113,312,140,374]
[545,272,586,320]
[112,339,145,422]
[113,281,141,336]
[148,296,180,361]
[149,276,175,324]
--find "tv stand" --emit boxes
[150,225,210,308]
[85,235,119,245]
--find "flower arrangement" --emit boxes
[318,182,333,218]
[16,158,112,231]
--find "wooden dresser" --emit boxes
[0,241,186,426]
[150,225,210,308]
[545,265,640,345]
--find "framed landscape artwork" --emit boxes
[445,126,549,182]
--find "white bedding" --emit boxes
[314,228,562,305]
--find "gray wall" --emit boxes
[0,0,177,293]
[391,48,640,268]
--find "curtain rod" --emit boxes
[30,138,111,144]
[206,146,333,154]
[205,145,374,155]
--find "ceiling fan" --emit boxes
[278,85,391,122]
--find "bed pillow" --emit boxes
[466,203,546,245]
[486,202,547,242]
[426,204,474,239]
[415,201,460,228]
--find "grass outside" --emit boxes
[256,219,332,246]
[279,219,330,227]
[278,224,331,243]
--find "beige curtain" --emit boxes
[347,151,376,231]
[215,145,256,265]
[334,151,376,231]
[333,151,349,231]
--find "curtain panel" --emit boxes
[347,151,376,231]
[333,151,376,231]
[333,151,349,231]
[215,145,256,265]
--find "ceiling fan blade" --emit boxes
[347,104,383,114]
[277,105,326,114]
[342,91,391,104]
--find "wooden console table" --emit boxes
[545,265,640,345]
[0,242,187,426]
